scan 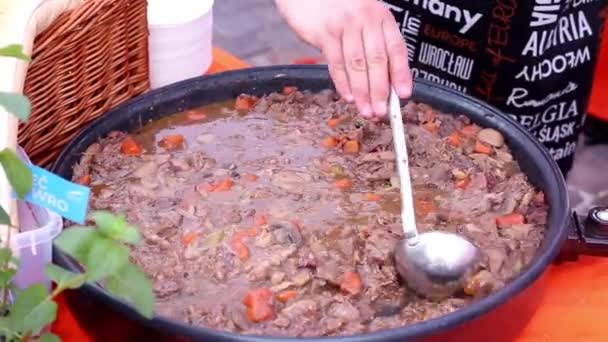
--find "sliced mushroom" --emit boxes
[270,272,286,285]
[293,270,312,286]
[477,128,505,147]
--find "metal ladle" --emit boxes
[388,87,481,300]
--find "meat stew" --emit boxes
[72,88,548,337]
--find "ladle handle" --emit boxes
[388,88,418,240]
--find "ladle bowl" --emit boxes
[394,231,481,300]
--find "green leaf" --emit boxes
[90,211,140,244]
[0,268,17,287]
[106,264,154,319]
[10,284,47,323]
[85,238,129,282]
[10,284,57,334]
[0,247,18,267]
[0,148,33,198]
[54,227,97,261]
[0,247,12,264]
[0,317,13,338]
[39,332,61,342]
[0,92,31,121]
[0,44,31,61]
[45,264,85,290]
[0,206,10,226]
[22,300,57,335]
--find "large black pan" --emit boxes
[51,65,570,342]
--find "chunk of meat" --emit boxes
[464,270,496,297]
[315,261,342,286]
[281,299,320,322]
[270,223,303,246]
[328,301,361,321]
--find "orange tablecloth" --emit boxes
[50,47,608,342]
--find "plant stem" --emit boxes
[1,287,8,309]
[0,222,17,309]
[47,273,87,301]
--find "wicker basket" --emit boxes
[20,0,150,167]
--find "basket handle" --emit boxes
[0,0,78,244]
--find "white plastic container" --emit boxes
[148,0,214,89]
[11,147,62,292]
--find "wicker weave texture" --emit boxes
[20,0,150,167]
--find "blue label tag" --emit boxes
[22,165,90,224]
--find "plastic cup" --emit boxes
[148,0,214,89]
[10,147,63,292]
[12,201,62,292]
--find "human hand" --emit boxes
[275,0,412,120]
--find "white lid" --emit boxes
[147,0,214,26]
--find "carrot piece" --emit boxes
[343,140,360,154]
[243,288,275,323]
[447,132,461,147]
[230,235,250,261]
[335,135,348,144]
[245,227,259,237]
[322,136,339,148]
[276,290,298,303]
[282,86,298,95]
[455,176,471,189]
[196,182,217,194]
[214,179,234,192]
[243,173,259,182]
[159,134,185,150]
[182,232,199,247]
[474,140,492,155]
[120,136,143,156]
[186,110,207,121]
[254,214,268,227]
[235,95,256,110]
[415,199,436,217]
[461,125,480,137]
[327,118,342,128]
[340,271,363,295]
[496,213,525,228]
[232,231,246,244]
[364,193,381,202]
[334,178,353,190]
[77,175,92,186]
[422,121,438,134]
